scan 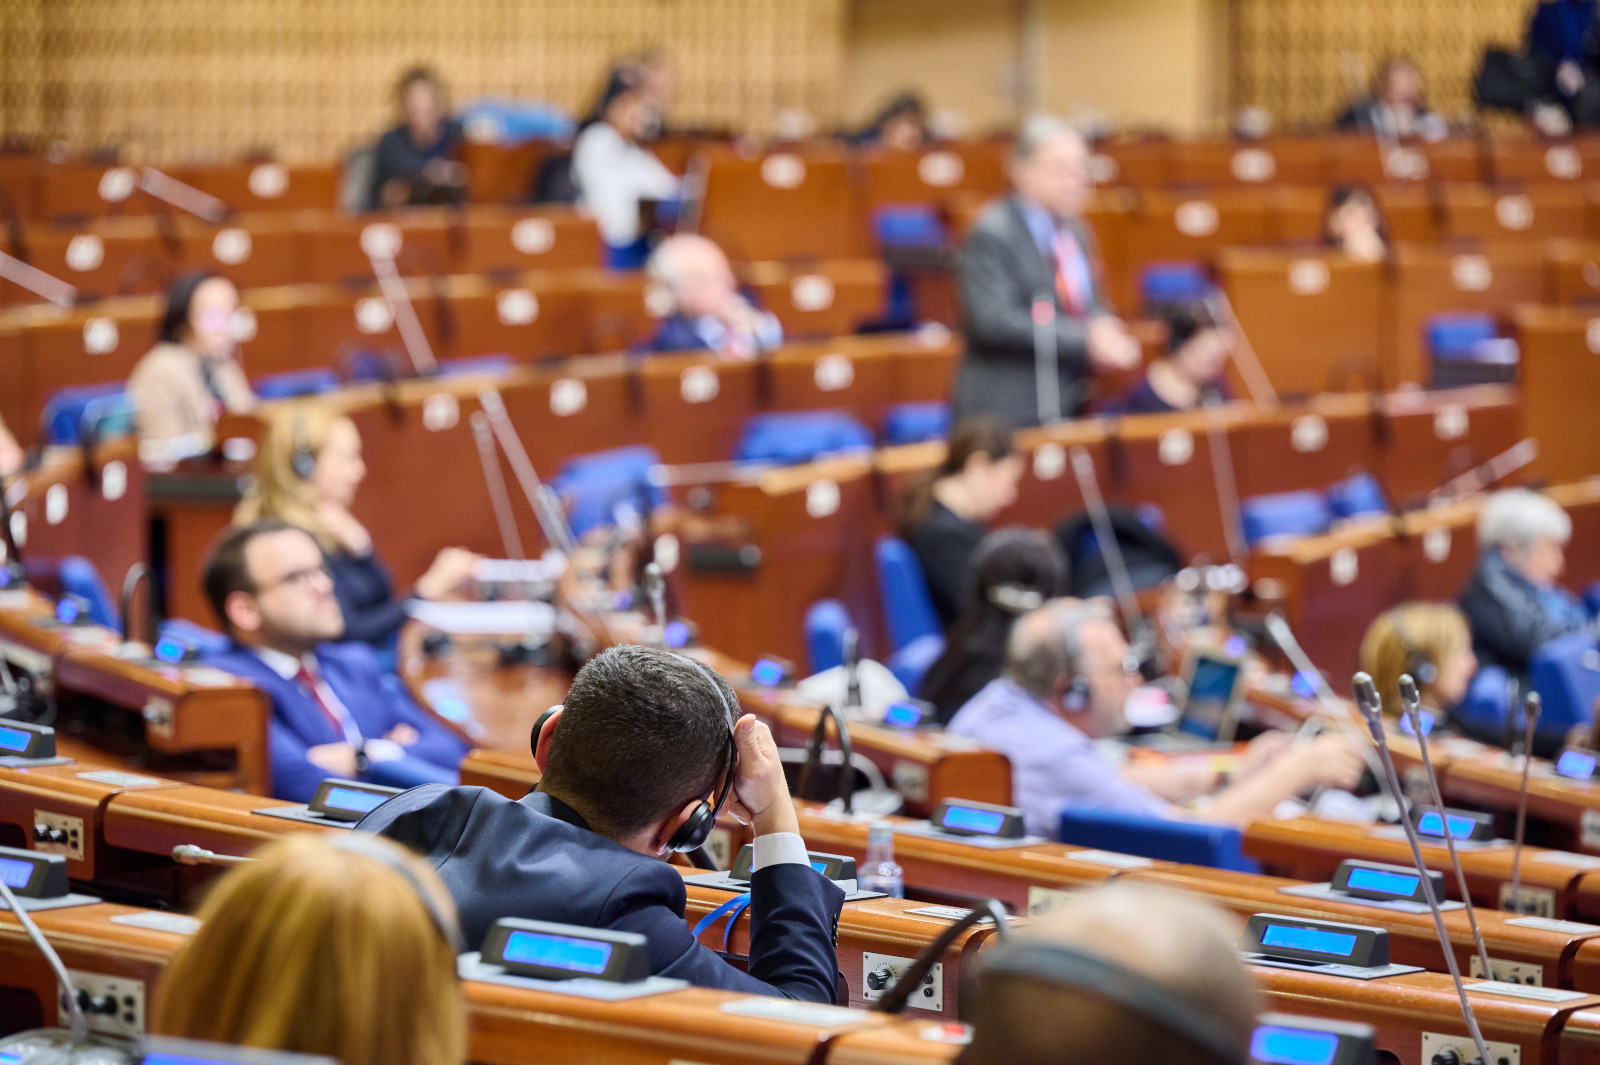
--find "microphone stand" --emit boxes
[0,876,88,1044]
[367,249,439,377]
[1205,288,1278,408]
[119,563,155,646]
[1398,674,1492,980]
[1201,394,1247,563]
[476,389,578,557]
[842,627,861,712]
[643,562,669,649]
[796,702,856,815]
[137,167,229,223]
[0,250,76,308]
[872,899,1011,1014]
[1508,692,1542,916]
[1067,445,1153,666]
[1353,672,1492,1065]
[470,412,526,561]
[0,472,25,589]
[1033,297,1062,427]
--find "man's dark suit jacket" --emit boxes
[359,786,845,1001]
[953,195,1112,429]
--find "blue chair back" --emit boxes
[874,536,941,652]
[253,368,340,400]
[552,446,666,540]
[887,633,944,693]
[1325,472,1388,520]
[1426,313,1496,359]
[733,411,873,466]
[1240,490,1332,547]
[437,354,514,378]
[1454,665,1513,739]
[882,402,950,447]
[1058,807,1259,872]
[1138,261,1210,311]
[58,556,119,630]
[1584,580,1600,618]
[40,384,127,446]
[804,599,852,675]
[152,619,232,662]
[1530,630,1600,742]
[873,205,948,250]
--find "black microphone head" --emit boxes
[1351,672,1382,721]
[1398,673,1421,712]
[843,628,859,662]
[1524,690,1542,724]
[642,562,664,596]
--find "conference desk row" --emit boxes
[15,761,1600,1063]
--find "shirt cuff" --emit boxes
[751,831,810,871]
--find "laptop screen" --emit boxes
[1178,654,1242,740]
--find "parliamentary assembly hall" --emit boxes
[7,1,1600,1063]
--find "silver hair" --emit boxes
[1012,114,1084,166]
[1003,599,1106,698]
[1476,488,1571,550]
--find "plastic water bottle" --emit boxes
[860,821,904,898]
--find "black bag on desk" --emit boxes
[1055,508,1183,600]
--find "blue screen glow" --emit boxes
[750,659,785,687]
[0,856,34,889]
[1398,710,1435,737]
[663,621,690,648]
[1,1050,26,1065]
[502,930,614,973]
[153,636,186,663]
[143,1055,253,1065]
[1558,751,1598,780]
[1416,811,1476,839]
[809,860,830,873]
[1250,1026,1341,1065]
[55,599,80,624]
[1345,867,1419,897]
[1259,924,1358,958]
[883,702,923,728]
[0,726,32,753]
[941,806,1007,834]
[322,787,387,814]
[1290,671,1321,699]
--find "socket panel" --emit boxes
[33,810,84,861]
[1469,957,1544,985]
[861,952,943,1012]
[1421,1032,1519,1065]
[1498,884,1555,919]
[59,971,144,1039]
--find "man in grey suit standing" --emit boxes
[953,117,1140,428]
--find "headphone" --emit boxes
[289,407,317,480]
[988,584,1044,615]
[334,832,462,953]
[1392,612,1439,688]
[1052,602,1093,713]
[529,654,740,855]
[967,941,1244,1065]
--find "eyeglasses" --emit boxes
[252,562,332,596]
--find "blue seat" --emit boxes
[1326,472,1388,520]
[436,354,514,378]
[1454,665,1513,740]
[887,632,944,693]
[1138,261,1210,312]
[40,384,129,446]
[733,411,873,466]
[58,556,120,629]
[1584,580,1600,618]
[1240,490,1332,547]
[874,536,941,652]
[252,368,340,400]
[1058,807,1259,872]
[552,446,667,540]
[152,619,232,662]
[804,599,852,675]
[882,402,950,447]
[455,102,574,145]
[872,205,948,250]
[1529,630,1600,743]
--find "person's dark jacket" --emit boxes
[326,549,407,649]
[368,119,464,211]
[359,787,845,1001]
[1529,0,1600,66]
[952,196,1112,429]
[903,500,986,629]
[1460,548,1588,673]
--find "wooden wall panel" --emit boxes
[0,0,846,164]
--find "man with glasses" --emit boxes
[946,600,1365,832]
[201,518,467,801]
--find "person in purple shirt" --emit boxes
[1102,301,1232,417]
[947,601,1366,836]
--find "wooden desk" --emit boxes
[0,760,179,882]
[1445,751,1600,856]
[3,442,147,596]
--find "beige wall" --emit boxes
[843,0,1227,137]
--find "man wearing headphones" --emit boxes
[359,643,845,1001]
[641,234,784,358]
[962,882,1260,1065]
[948,601,1365,835]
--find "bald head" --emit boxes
[647,234,737,319]
[1011,116,1091,219]
[1004,600,1135,737]
[964,883,1259,1065]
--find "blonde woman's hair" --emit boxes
[151,833,465,1065]
[234,402,351,547]
[1359,601,1471,714]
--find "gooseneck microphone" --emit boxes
[1398,673,1492,980]
[1067,445,1157,673]
[0,471,24,588]
[1032,296,1062,427]
[842,627,861,711]
[643,562,668,647]
[1508,691,1543,915]
[469,412,526,561]
[796,702,856,814]
[172,844,253,867]
[872,899,1011,1014]
[1353,672,1491,1065]
[0,872,88,1044]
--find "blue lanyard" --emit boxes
[691,891,754,956]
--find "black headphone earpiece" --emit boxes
[1061,676,1091,713]
[289,407,317,480]
[667,655,740,854]
[1394,615,1439,688]
[529,705,562,760]
[1052,603,1093,714]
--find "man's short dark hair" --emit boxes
[202,518,300,632]
[541,645,738,839]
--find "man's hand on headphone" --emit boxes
[724,714,801,838]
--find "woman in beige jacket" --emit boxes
[128,271,257,460]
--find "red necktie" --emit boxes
[1054,228,1089,316]
[295,665,347,739]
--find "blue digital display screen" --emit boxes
[883,702,923,728]
[1416,811,1476,839]
[1223,635,1248,658]
[1259,924,1358,958]
[750,659,785,687]
[1399,710,1435,737]
[1558,750,1598,780]
[153,635,186,663]
[502,929,614,973]
[322,787,388,814]
[1345,867,1419,897]
[55,599,80,624]
[0,725,32,753]
[0,855,34,889]
[663,621,690,648]
[809,860,830,873]
[143,1055,253,1065]
[1,1050,26,1065]
[1290,671,1321,699]
[941,805,1007,834]
[1250,1026,1341,1065]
